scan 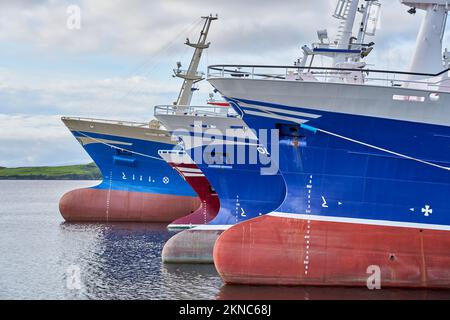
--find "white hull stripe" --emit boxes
[158,150,196,164]
[182,173,205,177]
[238,102,321,119]
[178,167,202,173]
[177,132,259,144]
[76,136,132,146]
[244,109,308,124]
[269,212,450,232]
[75,131,164,161]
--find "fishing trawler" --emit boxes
[209,0,450,288]
[59,15,218,223]
[155,104,286,263]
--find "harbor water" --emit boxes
[0,180,449,300]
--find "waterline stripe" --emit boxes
[269,212,450,231]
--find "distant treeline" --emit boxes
[0,163,102,180]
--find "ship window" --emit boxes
[190,123,208,128]
[392,94,425,102]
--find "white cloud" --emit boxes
[0,69,181,119]
[0,114,90,167]
[0,1,425,59]
[0,71,183,167]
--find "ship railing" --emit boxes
[154,105,238,118]
[207,65,450,92]
[61,116,150,128]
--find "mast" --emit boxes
[174,14,218,109]
[298,0,379,67]
[334,0,360,49]
[402,1,449,74]
[356,0,381,44]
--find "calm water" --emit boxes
[1,180,449,300]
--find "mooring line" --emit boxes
[251,107,450,172]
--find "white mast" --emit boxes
[334,0,360,50]
[401,1,449,74]
[332,0,360,65]
[174,15,217,108]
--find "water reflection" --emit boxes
[58,222,223,299]
[217,284,450,300]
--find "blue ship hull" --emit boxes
[232,97,450,228]
[59,119,200,222]
[208,77,450,287]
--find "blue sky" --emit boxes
[0,0,438,167]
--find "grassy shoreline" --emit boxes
[0,163,102,180]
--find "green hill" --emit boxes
[0,163,102,180]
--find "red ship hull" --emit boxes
[213,215,450,288]
[159,151,222,263]
[161,153,220,227]
[59,188,200,222]
[169,198,219,227]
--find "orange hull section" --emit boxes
[214,215,450,288]
[59,188,200,222]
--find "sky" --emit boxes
[0,0,440,167]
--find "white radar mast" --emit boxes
[297,0,380,68]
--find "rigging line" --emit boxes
[74,130,166,161]
[252,107,450,172]
[123,18,204,78]
[314,127,450,172]
[113,18,204,104]
[134,17,204,77]
[136,18,203,80]
[117,31,208,114]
